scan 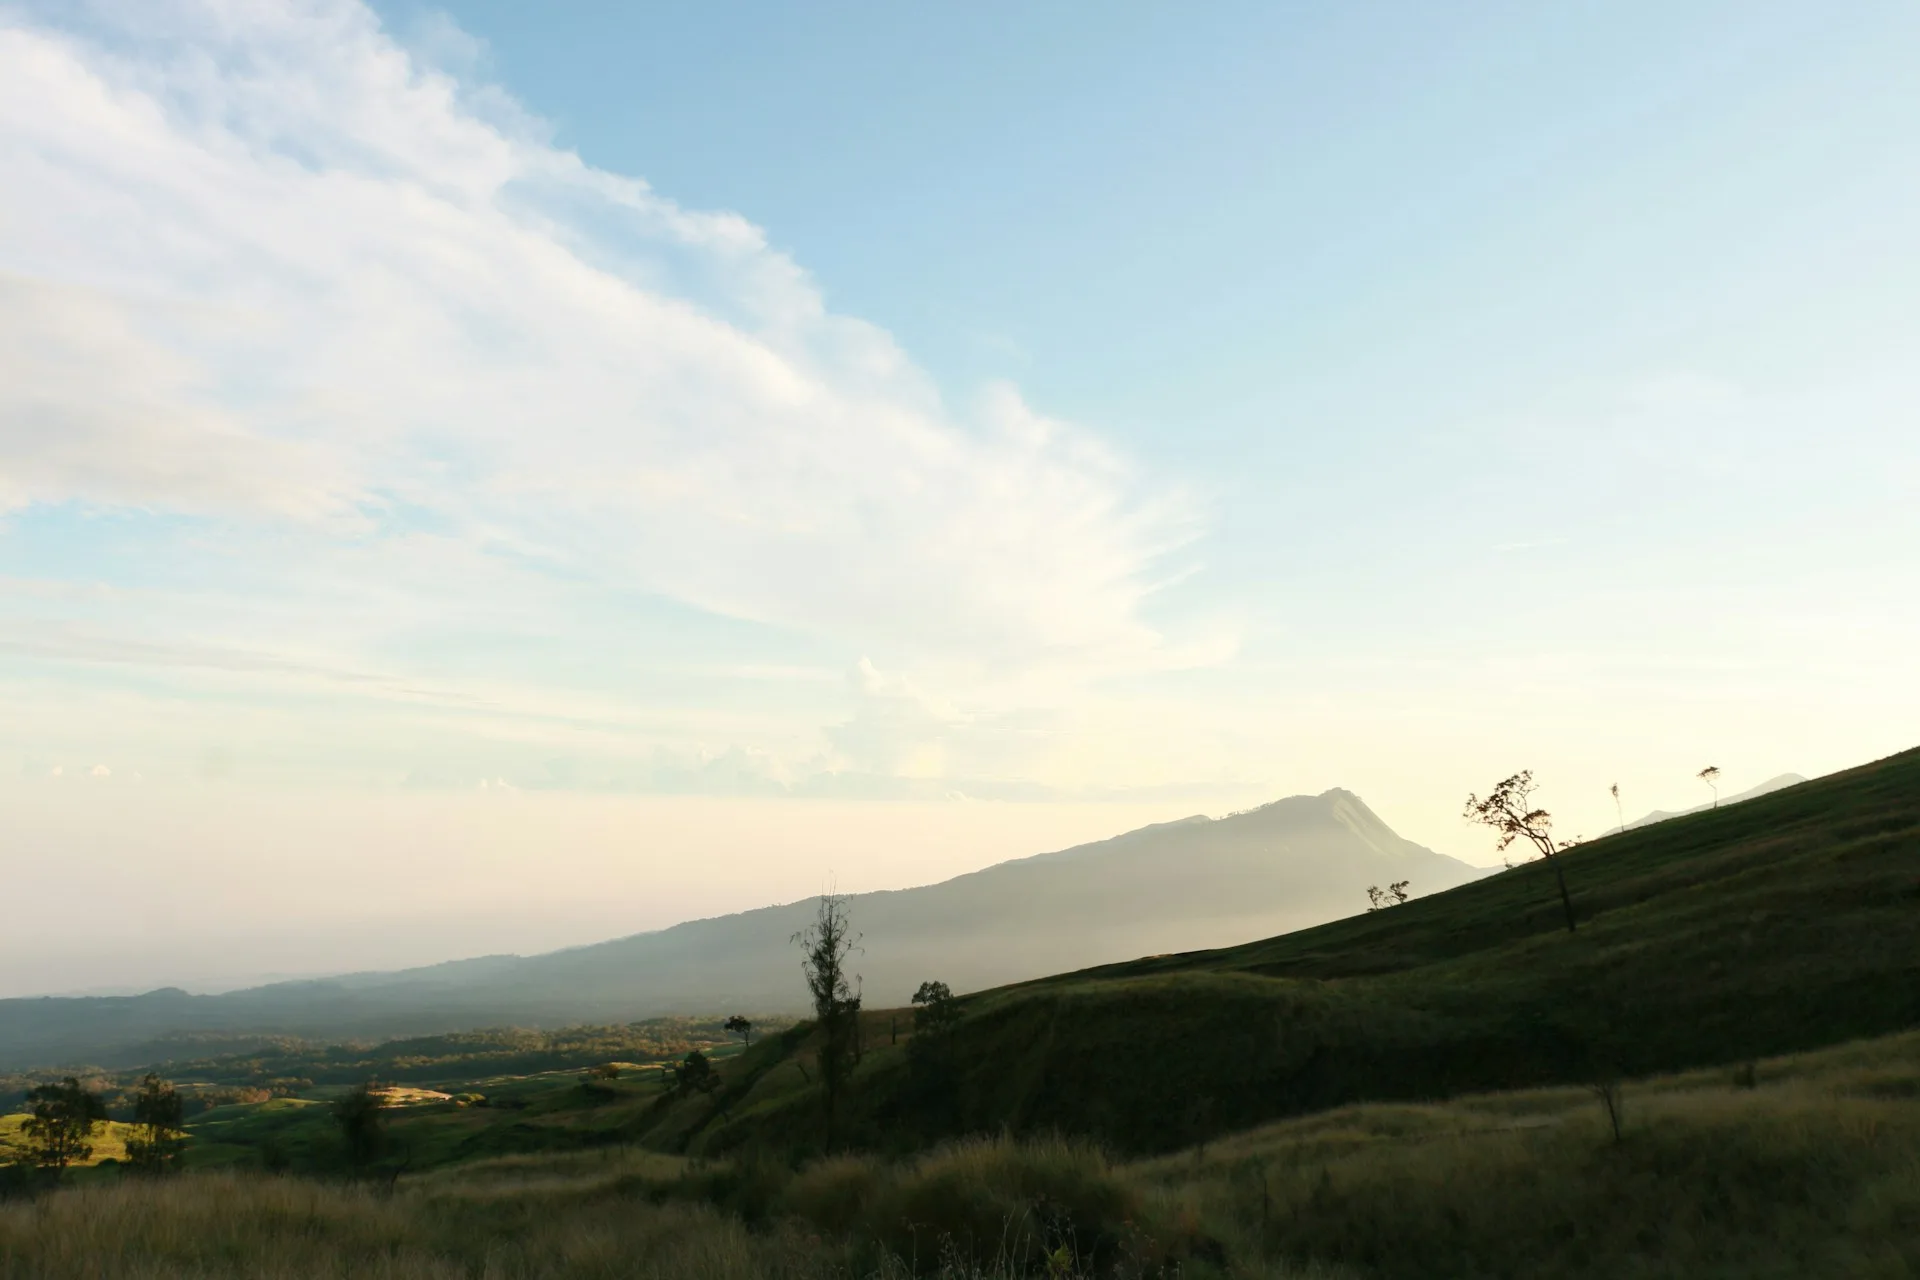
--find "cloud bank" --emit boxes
[0,0,1198,707]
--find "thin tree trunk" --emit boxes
[1549,855,1576,933]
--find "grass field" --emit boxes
[17,745,1903,1177]
[3,745,1915,1275]
[0,1035,752,1179]
[3,1028,1915,1278]
[654,745,1920,1156]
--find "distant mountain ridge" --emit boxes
[0,789,1489,1069]
[1625,774,1807,830]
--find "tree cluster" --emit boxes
[125,1074,186,1175]
[1365,881,1409,911]
[20,1078,108,1176]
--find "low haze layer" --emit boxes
[0,787,1487,1066]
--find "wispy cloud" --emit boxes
[0,0,1199,683]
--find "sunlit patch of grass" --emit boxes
[0,1115,136,1168]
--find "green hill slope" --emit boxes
[658,745,1920,1156]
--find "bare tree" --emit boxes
[793,892,861,1149]
[1465,771,1577,933]
[1698,766,1721,809]
[1589,1079,1625,1144]
[1610,783,1624,834]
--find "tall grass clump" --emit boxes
[784,1135,1194,1276]
[0,1168,856,1280]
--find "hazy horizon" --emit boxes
[4,2,1917,1001]
[0,767,1805,998]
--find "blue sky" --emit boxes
[3,0,1917,991]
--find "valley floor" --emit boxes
[3,1027,1916,1279]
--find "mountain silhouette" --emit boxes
[0,789,1487,1068]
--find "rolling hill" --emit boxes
[0,788,1486,1069]
[645,745,1920,1156]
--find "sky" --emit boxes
[3,0,1917,995]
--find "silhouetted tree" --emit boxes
[724,1014,754,1048]
[1364,881,1410,911]
[793,891,860,1149]
[1465,770,1577,933]
[668,1050,720,1097]
[909,980,963,1123]
[332,1081,388,1175]
[125,1074,186,1175]
[22,1078,107,1175]
[911,980,960,1038]
[1611,783,1624,834]
[1698,765,1721,809]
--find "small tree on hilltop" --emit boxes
[1610,783,1625,834]
[911,980,960,1039]
[125,1074,186,1175]
[1698,766,1721,809]
[724,1014,754,1049]
[1364,881,1410,911]
[22,1078,107,1176]
[909,980,963,1123]
[1465,771,1577,933]
[332,1081,388,1176]
[793,891,861,1150]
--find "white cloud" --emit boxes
[0,0,1201,682]
[826,658,962,776]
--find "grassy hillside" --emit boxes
[13,747,1908,1177]
[3,1028,1916,1278]
[658,745,1920,1156]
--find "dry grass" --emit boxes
[0,1171,856,1279]
[2,1030,1916,1278]
[1135,1029,1920,1279]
